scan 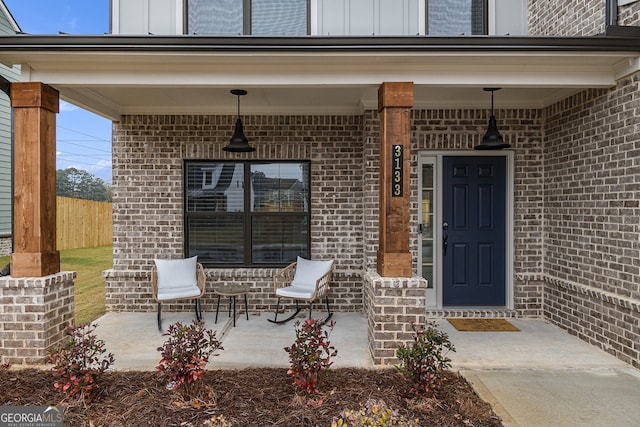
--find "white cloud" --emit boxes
[59,100,79,112]
[92,159,112,170]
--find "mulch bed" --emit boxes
[1,367,502,426]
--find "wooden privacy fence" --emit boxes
[56,196,112,250]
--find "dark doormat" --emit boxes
[448,318,520,332]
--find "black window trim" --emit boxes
[184,159,311,268]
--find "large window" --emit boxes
[185,161,310,267]
[187,0,308,35]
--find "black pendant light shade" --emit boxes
[224,89,255,152]
[475,88,510,150]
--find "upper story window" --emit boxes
[187,0,308,35]
[427,0,486,35]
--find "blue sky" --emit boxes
[4,0,113,183]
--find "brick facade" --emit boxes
[107,106,554,364]
[364,272,427,365]
[0,272,75,364]
[528,0,605,36]
[106,114,365,317]
[543,75,640,368]
[619,1,640,26]
[528,0,640,35]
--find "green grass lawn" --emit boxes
[0,246,112,325]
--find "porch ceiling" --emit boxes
[0,35,638,120]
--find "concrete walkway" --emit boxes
[93,312,640,427]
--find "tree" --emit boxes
[56,168,111,202]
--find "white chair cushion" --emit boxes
[276,285,315,299]
[154,256,198,292]
[157,285,202,301]
[290,256,333,290]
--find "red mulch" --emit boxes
[0,367,502,426]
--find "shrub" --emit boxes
[156,320,223,394]
[395,320,455,396]
[332,399,419,427]
[284,318,337,394]
[46,323,115,400]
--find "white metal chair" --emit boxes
[268,256,334,324]
[151,256,206,331]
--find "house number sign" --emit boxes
[392,144,403,197]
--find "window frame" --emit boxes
[184,160,311,268]
[184,0,311,35]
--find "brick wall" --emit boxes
[364,272,427,365]
[528,0,605,36]
[0,235,10,257]
[543,73,640,368]
[619,1,640,26]
[107,114,365,315]
[108,108,547,310]
[362,110,380,272]
[0,272,75,364]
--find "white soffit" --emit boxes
[10,49,638,120]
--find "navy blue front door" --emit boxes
[442,156,506,306]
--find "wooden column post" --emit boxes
[10,82,60,277]
[377,82,413,277]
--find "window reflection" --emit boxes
[186,163,244,212]
[251,163,309,212]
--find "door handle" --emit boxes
[443,233,448,256]
[442,221,448,256]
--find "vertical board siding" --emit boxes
[56,197,113,250]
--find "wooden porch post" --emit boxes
[377,82,413,277]
[10,82,60,277]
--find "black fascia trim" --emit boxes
[0,34,639,53]
[605,25,640,38]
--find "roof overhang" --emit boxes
[0,35,638,120]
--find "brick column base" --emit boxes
[0,272,75,365]
[363,271,427,365]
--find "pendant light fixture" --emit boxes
[475,87,510,150]
[224,89,255,152]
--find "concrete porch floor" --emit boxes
[93,311,640,427]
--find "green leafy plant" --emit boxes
[284,318,337,394]
[46,323,115,400]
[395,320,455,396]
[156,320,223,394]
[332,399,419,427]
